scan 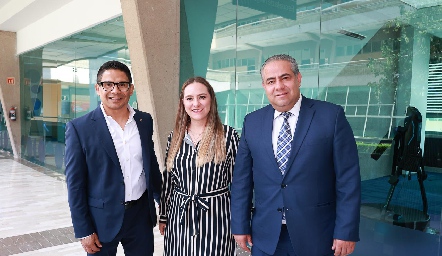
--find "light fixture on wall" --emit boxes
[338,29,366,40]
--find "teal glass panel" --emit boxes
[318,1,442,248]
[235,1,320,133]
[181,0,442,254]
[180,0,318,134]
[180,0,239,130]
[19,17,133,172]
[0,102,12,152]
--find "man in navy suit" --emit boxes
[65,60,162,255]
[231,54,361,256]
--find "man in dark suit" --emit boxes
[231,54,361,256]
[65,60,162,255]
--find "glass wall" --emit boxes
[0,101,12,152]
[19,16,135,172]
[180,0,442,255]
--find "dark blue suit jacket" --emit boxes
[65,106,162,243]
[231,96,361,255]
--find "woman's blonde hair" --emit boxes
[166,77,226,171]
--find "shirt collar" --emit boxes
[184,129,198,148]
[100,103,135,120]
[273,94,302,119]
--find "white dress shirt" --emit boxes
[272,95,302,156]
[272,96,302,224]
[100,103,146,202]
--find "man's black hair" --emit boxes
[96,60,132,83]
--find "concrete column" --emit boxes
[0,31,21,158]
[120,0,180,167]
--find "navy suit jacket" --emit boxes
[65,106,162,242]
[231,96,361,256]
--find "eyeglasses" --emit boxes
[98,81,131,92]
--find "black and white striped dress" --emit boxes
[159,125,239,256]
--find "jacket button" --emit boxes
[277,208,282,212]
[120,201,124,205]
[281,184,287,188]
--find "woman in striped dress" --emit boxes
[159,77,239,256]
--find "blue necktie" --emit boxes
[277,112,292,175]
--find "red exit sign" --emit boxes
[6,77,15,85]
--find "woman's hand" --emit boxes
[159,223,166,235]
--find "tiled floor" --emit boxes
[0,151,163,256]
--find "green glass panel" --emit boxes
[180,0,442,243]
[19,16,132,172]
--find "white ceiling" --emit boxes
[0,0,125,67]
[37,17,128,67]
[0,0,74,32]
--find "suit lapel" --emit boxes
[285,97,315,173]
[133,111,148,158]
[91,107,120,168]
[262,105,281,173]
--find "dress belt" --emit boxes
[124,190,146,209]
[174,186,229,236]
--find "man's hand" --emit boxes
[81,233,102,254]
[159,223,166,235]
[233,234,253,252]
[332,239,355,256]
